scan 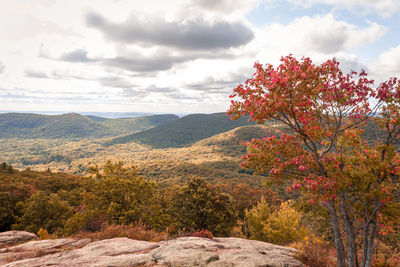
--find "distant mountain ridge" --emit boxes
[0,112,179,139]
[106,112,257,148]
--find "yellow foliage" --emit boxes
[37,228,58,239]
[230,220,247,238]
[264,201,308,245]
[246,200,308,245]
[246,196,271,242]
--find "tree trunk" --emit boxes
[361,218,377,267]
[361,220,369,267]
[326,200,347,267]
[339,194,356,267]
[361,199,379,267]
[365,221,377,267]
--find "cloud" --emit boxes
[0,1,394,114]
[298,15,385,54]
[371,45,400,79]
[53,48,185,72]
[86,11,254,50]
[145,86,175,93]
[191,0,260,13]
[0,13,79,41]
[24,69,49,78]
[55,47,235,73]
[103,54,187,72]
[97,76,135,88]
[288,0,400,17]
[60,49,97,62]
[119,85,177,98]
[185,73,248,93]
[120,88,149,98]
[254,14,387,59]
[0,62,4,74]
[164,92,200,101]
[24,68,93,81]
[0,87,95,102]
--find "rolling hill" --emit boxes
[1,124,283,186]
[0,113,179,139]
[99,115,179,135]
[105,112,258,148]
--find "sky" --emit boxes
[0,0,399,114]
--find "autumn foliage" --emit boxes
[228,55,400,267]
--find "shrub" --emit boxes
[372,241,400,267]
[246,196,271,242]
[73,222,169,242]
[13,191,73,234]
[189,229,214,239]
[293,235,336,267]
[264,201,308,245]
[37,228,58,239]
[246,200,308,245]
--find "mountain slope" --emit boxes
[99,114,179,135]
[195,123,287,156]
[0,113,179,139]
[33,113,112,138]
[0,113,50,138]
[85,115,108,122]
[106,112,257,148]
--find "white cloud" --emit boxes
[190,0,260,14]
[85,11,254,51]
[370,45,400,80]
[245,14,386,66]
[0,62,5,74]
[0,0,393,113]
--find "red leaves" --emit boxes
[228,55,377,140]
[229,54,400,212]
[228,55,400,266]
[298,165,306,171]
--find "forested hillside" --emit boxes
[0,124,287,186]
[106,112,256,148]
[0,113,178,139]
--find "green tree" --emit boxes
[246,196,272,242]
[0,192,15,231]
[64,161,156,234]
[173,177,237,236]
[14,191,73,233]
[0,162,13,173]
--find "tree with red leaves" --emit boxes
[228,55,400,267]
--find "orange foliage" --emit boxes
[189,229,214,239]
[72,222,169,242]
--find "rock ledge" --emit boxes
[0,231,303,267]
[0,231,38,248]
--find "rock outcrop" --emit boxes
[0,231,38,248]
[0,232,303,267]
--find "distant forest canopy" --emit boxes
[0,111,185,118]
[0,112,179,139]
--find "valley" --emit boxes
[0,112,287,186]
